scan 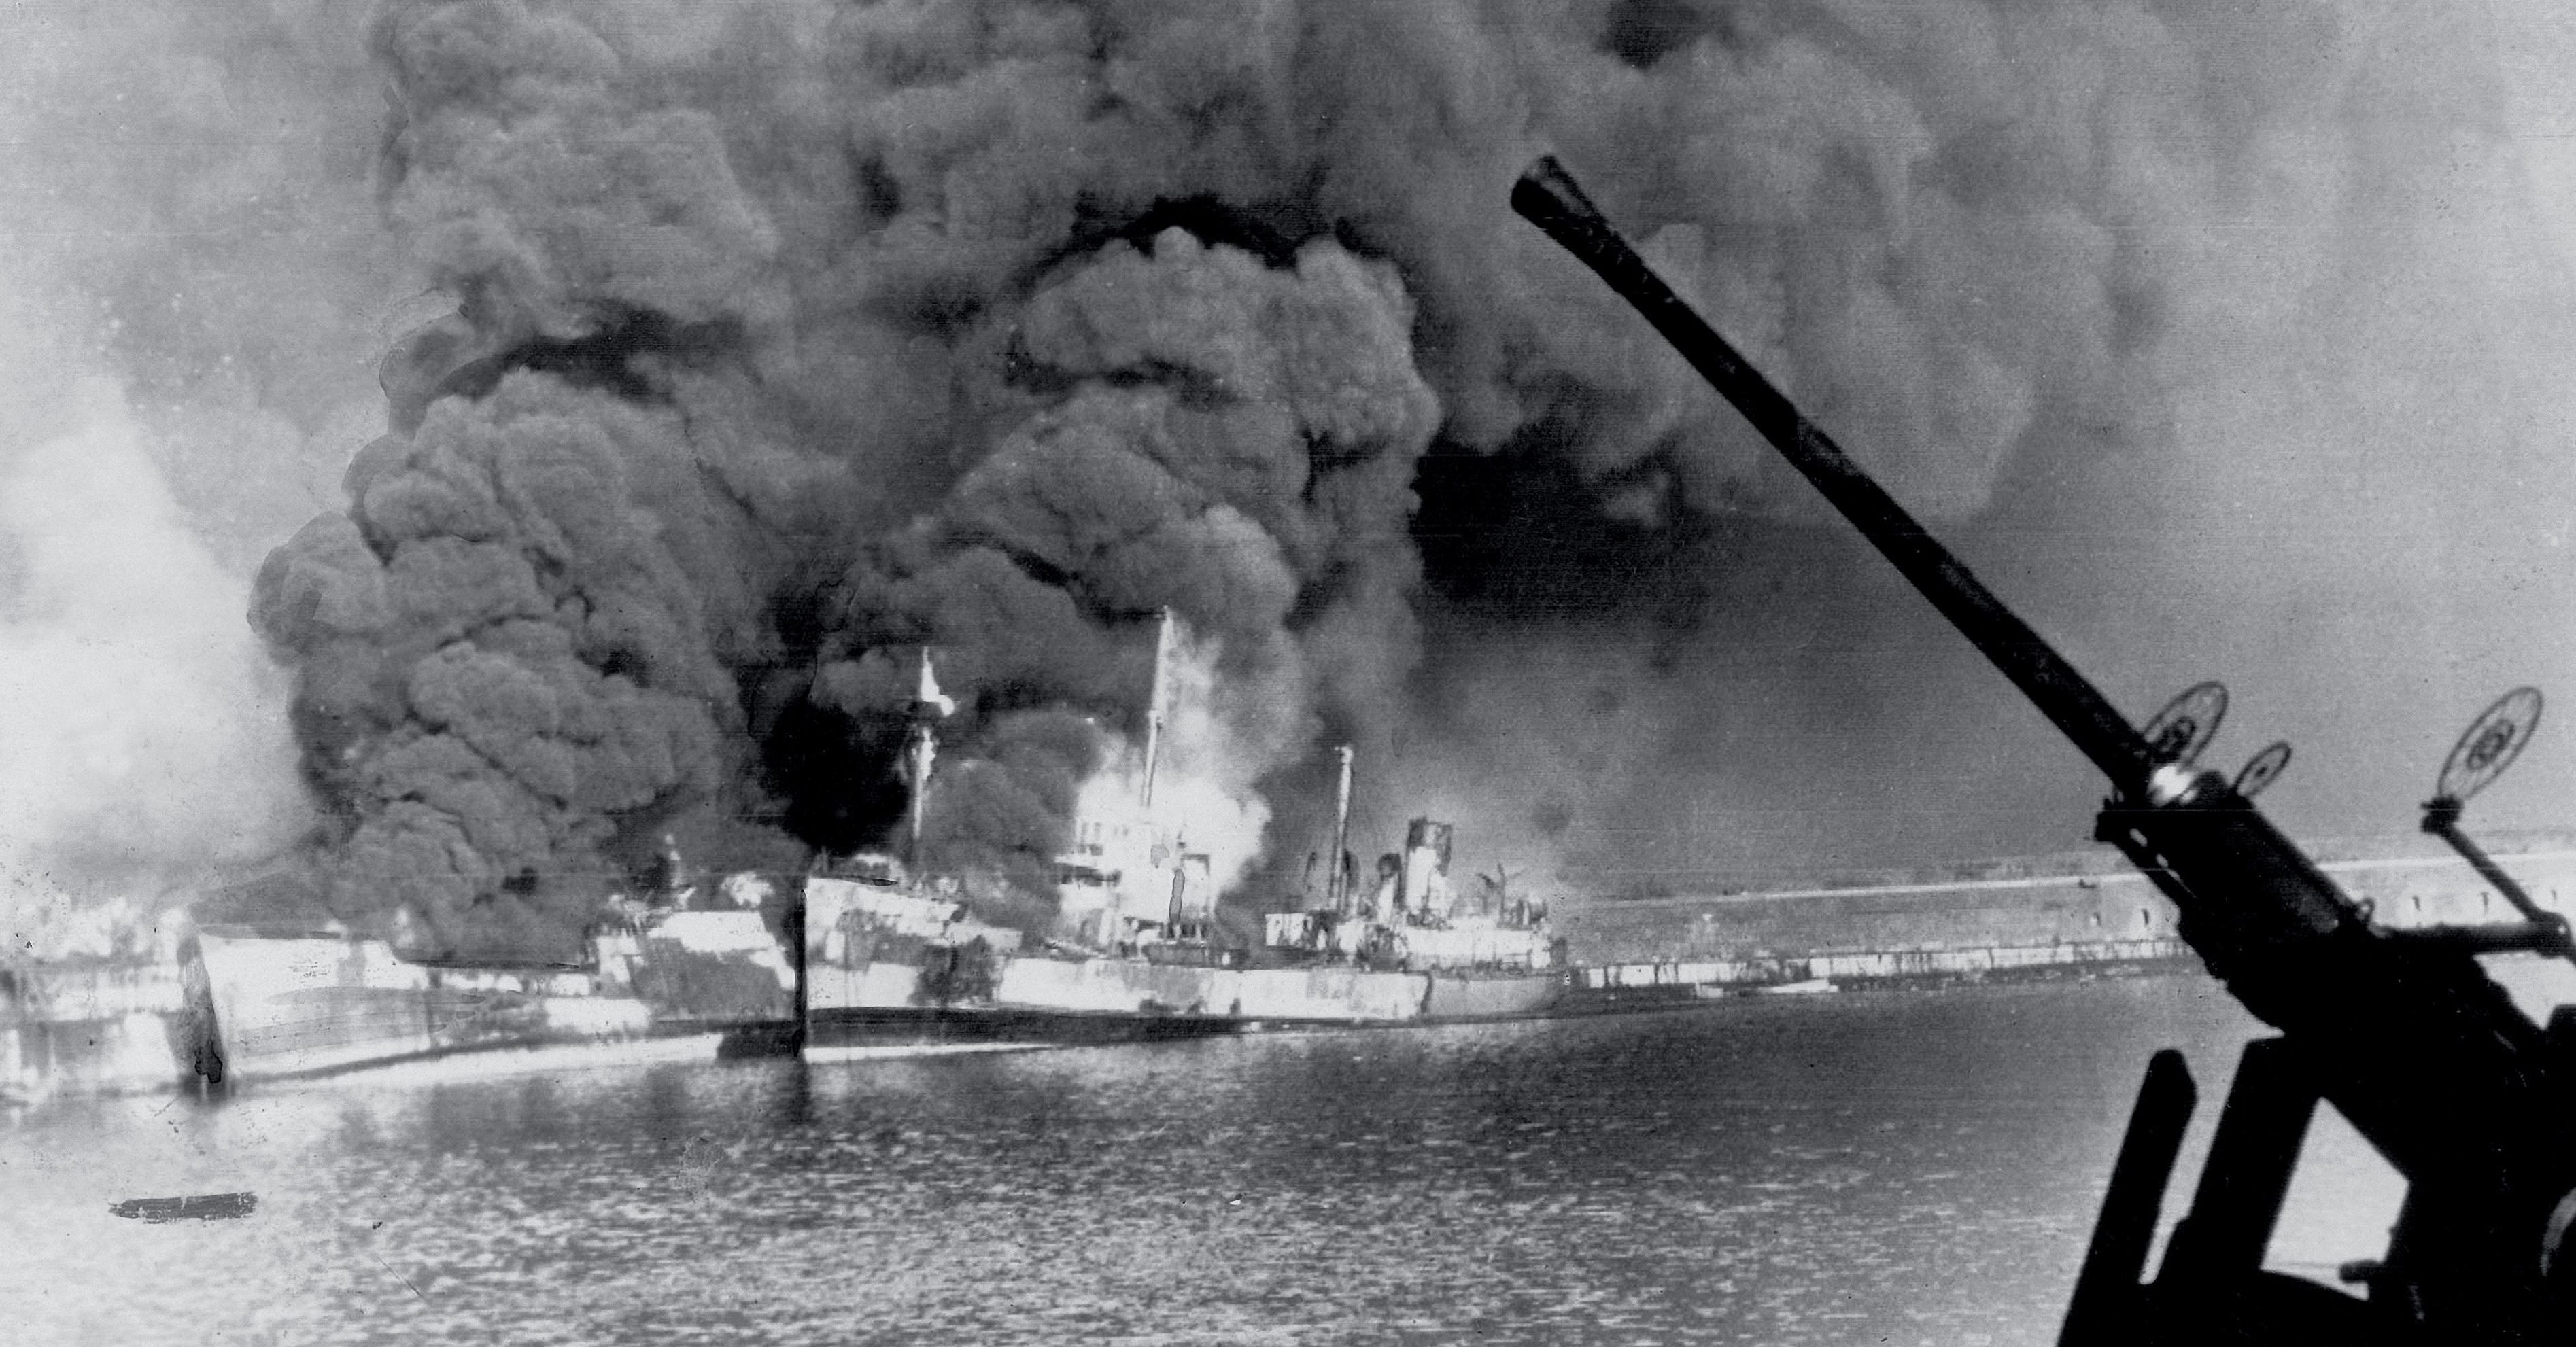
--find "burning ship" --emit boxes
[803,810,1564,1043]
[802,613,1566,1043]
[156,614,1566,1086]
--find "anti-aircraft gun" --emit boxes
[1513,155,2576,1344]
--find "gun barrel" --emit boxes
[1511,156,2154,796]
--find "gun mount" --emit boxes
[1513,154,2576,1344]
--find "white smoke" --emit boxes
[1071,618,1284,911]
[0,283,308,954]
[0,2,394,954]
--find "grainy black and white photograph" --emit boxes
[9,2,2576,1342]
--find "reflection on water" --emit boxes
[4,975,2405,1346]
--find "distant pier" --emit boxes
[1561,832,2576,996]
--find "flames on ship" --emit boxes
[1073,618,1275,905]
[7,2,2576,961]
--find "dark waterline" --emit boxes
[3,976,2405,1346]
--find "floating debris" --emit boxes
[109,1193,258,1223]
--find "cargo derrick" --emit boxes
[1513,155,2576,1344]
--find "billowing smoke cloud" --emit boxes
[260,0,1464,955]
[224,0,2576,955]
[251,375,806,958]
[809,232,1437,899]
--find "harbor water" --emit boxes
[1,975,2423,1346]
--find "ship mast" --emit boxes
[906,722,933,875]
[1138,608,1187,932]
[906,647,955,878]
[1326,744,1354,912]
[1139,607,1173,812]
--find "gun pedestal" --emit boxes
[2065,1044,2416,1347]
[2086,778,2572,1341]
[2061,1051,2195,1345]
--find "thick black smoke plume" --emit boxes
[256,0,1463,956]
[240,0,2576,957]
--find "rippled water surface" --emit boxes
[5,975,2412,1346]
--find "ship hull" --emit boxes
[806,947,1564,1041]
[1422,969,1567,1021]
[806,1003,1241,1047]
[988,952,1564,1028]
[192,912,796,1084]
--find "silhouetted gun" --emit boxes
[1513,154,2576,1344]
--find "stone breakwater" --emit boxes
[1560,833,2576,994]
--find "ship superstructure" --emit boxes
[801,619,1564,1043]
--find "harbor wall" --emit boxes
[1562,835,2576,991]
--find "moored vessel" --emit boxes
[800,621,1566,1043]
[179,880,797,1085]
